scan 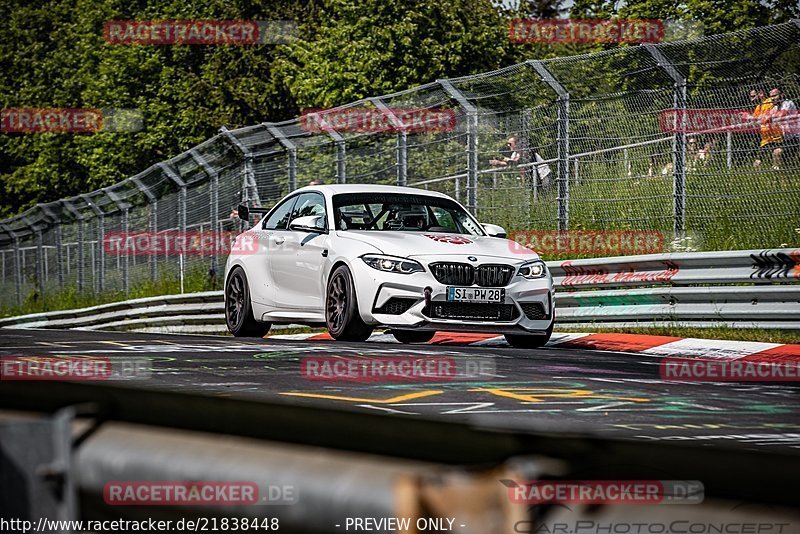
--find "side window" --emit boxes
[263,197,298,230]
[290,193,326,228]
[432,207,458,232]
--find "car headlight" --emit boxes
[361,254,424,274]
[517,260,547,279]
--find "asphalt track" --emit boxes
[1,328,799,453]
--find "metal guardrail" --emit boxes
[2,249,798,332]
[0,291,225,331]
[549,248,800,329]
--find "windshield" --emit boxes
[332,192,484,235]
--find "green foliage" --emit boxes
[0,264,214,318]
[1,0,793,220]
[272,0,511,109]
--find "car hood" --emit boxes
[336,230,539,261]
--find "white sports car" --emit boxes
[224,185,554,348]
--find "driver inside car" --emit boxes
[383,205,429,231]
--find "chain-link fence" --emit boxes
[1,21,799,311]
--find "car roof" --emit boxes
[292,184,452,199]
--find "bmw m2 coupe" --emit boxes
[224,185,554,348]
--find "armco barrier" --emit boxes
[1,248,798,332]
[550,248,800,329]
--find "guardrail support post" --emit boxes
[265,124,298,192]
[439,80,478,215]
[528,60,570,231]
[645,44,687,239]
[370,98,408,187]
[159,163,187,293]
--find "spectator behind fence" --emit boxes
[744,88,783,170]
[771,87,798,161]
[489,136,521,167]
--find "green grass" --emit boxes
[479,160,800,260]
[0,267,218,318]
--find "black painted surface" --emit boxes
[1,328,798,452]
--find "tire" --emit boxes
[225,266,271,337]
[390,330,436,344]
[504,321,553,349]
[325,265,374,342]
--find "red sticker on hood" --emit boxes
[423,234,473,245]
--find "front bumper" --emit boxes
[352,256,554,335]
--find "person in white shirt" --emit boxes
[770,87,798,160]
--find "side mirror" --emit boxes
[289,215,326,233]
[237,203,250,221]
[482,223,507,238]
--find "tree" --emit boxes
[272,0,510,109]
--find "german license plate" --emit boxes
[446,287,504,303]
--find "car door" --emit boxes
[251,195,297,307]
[270,192,329,310]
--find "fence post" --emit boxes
[159,163,187,293]
[369,98,408,187]
[60,200,85,294]
[726,132,733,169]
[220,126,261,209]
[527,60,570,231]
[645,44,687,239]
[40,204,64,290]
[131,174,158,283]
[304,112,347,184]
[265,124,298,192]
[105,188,131,295]
[439,79,478,215]
[189,150,221,278]
[35,228,45,300]
[1,223,22,305]
[80,195,105,294]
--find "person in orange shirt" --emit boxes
[748,88,783,170]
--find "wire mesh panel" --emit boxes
[1,21,799,313]
[378,83,470,202]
